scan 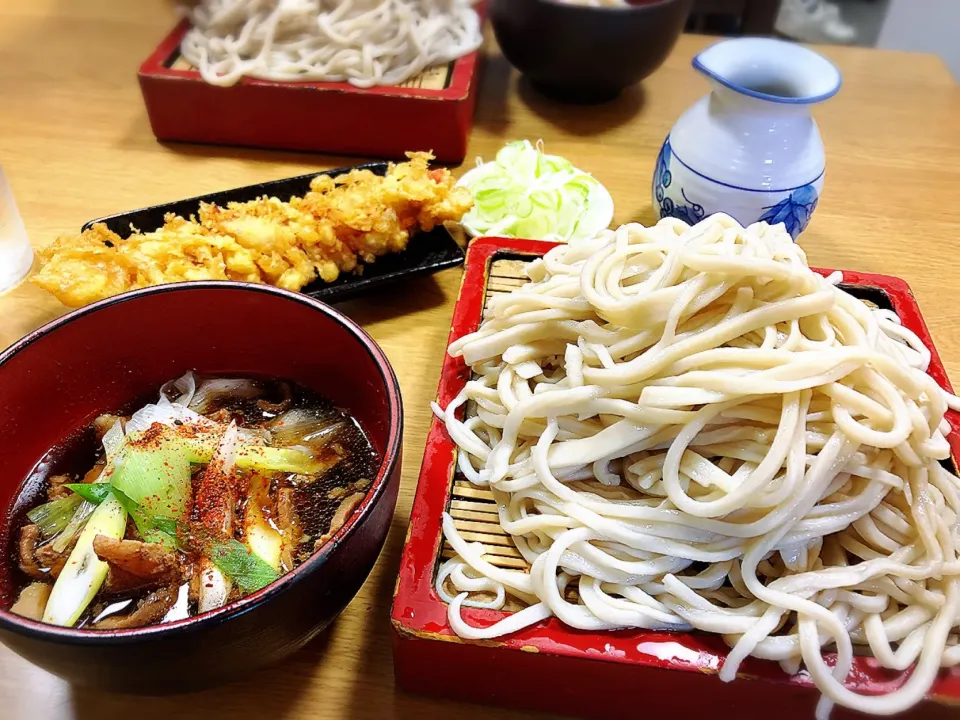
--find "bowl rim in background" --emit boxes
[535,0,685,11]
[0,281,403,644]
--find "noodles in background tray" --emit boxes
[434,214,960,718]
[180,0,483,88]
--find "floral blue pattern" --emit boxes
[758,184,819,239]
[653,138,705,226]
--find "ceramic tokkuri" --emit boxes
[653,38,841,239]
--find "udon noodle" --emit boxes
[180,0,483,88]
[434,214,960,717]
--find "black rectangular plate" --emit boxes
[81,162,466,304]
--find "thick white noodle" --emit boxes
[435,214,960,718]
[180,0,483,88]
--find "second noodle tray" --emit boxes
[138,15,485,163]
[390,236,960,720]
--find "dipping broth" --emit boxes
[5,373,378,630]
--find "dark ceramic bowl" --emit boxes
[0,282,403,693]
[490,0,693,104]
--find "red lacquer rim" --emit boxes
[0,281,403,643]
[139,9,484,102]
[391,236,960,701]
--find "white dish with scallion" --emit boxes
[457,140,614,243]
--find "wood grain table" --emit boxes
[2,2,960,718]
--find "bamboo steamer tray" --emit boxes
[390,237,960,720]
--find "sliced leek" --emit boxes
[180,437,322,474]
[458,139,613,243]
[101,418,126,459]
[236,446,325,474]
[197,422,238,613]
[50,499,96,554]
[27,495,82,538]
[207,538,279,592]
[50,419,127,553]
[42,493,127,627]
[198,563,231,613]
[64,483,278,592]
[244,524,282,572]
[65,483,112,505]
[244,474,283,571]
[111,487,177,549]
[111,436,192,519]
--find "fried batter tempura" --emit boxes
[32,152,473,307]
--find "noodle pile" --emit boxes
[180,0,483,88]
[434,214,960,717]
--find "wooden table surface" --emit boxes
[2,1,960,718]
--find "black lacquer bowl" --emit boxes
[490,0,693,104]
[0,282,403,693]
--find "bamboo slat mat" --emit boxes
[168,53,453,90]
[440,257,533,576]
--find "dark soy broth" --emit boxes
[201,382,379,545]
[4,376,379,628]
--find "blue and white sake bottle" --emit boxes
[653,38,841,239]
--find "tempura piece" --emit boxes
[32,152,473,307]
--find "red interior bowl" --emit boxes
[0,282,402,693]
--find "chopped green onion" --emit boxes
[65,483,113,505]
[64,480,278,593]
[182,437,321,474]
[530,189,561,211]
[515,196,534,219]
[42,493,127,627]
[178,516,279,594]
[153,514,178,537]
[66,483,178,549]
[101,419,126,459]
[514,213,552,242]
[50,500,95,554]
[245,522,283,572]
[50,461,114,554]
[460,139,605,243]
[111,488,178,549]
[495,140,525,167]
[198,564,230,613]
[236,446,324,474]
[27,495,82,539]
[244,474,283,571]
[54,454,121,552]
[207,538,280,593]
[111,434,192,519]
[177,434,217,464]
[475,188,506,203]
[178,435,321,474]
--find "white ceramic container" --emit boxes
[653,38,841,238]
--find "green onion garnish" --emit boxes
[26,495,82,538]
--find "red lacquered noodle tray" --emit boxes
[390,236,960,720]
[138,11,485,162]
